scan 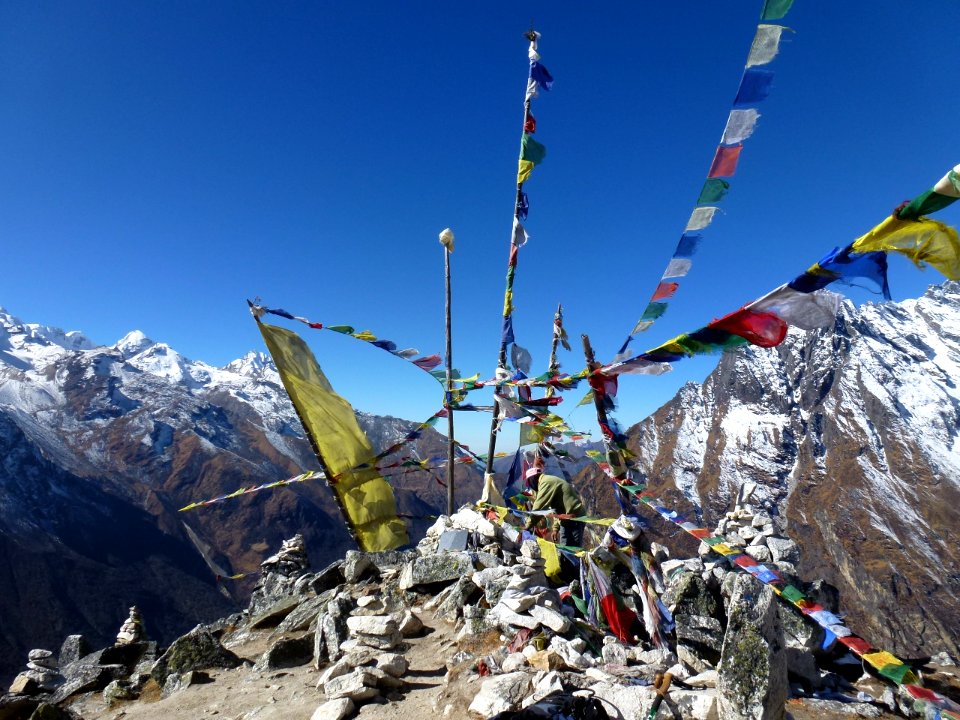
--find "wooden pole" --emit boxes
[444,245,456,516]
[545,303,562,399]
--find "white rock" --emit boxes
[450,508,498,538]
[394,609,423,637]
[426,516,453,538]
[489,605,539,630]
[468,672,533,717]
[501,653,527,673]
[375,653,408,678]
[356,596,383,611]
[316,658,353,687]
[686,670,719,688]
[323,669,378,701]
[519,539,542,560]
[529,605,571,634]
[347,615,397,636]
[522,670,564,708]
[311,697,355,720]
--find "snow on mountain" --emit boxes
[0,305,481,683]
[620,281,960,659]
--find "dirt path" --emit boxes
[65,611,470,720]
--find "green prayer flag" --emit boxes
[878,663,915,685]
[520,133,547,165]
[698,178,730,205]
[781,585,805,603]
[761,0,794,20]
[641,302,668,321]
[898,189,959,220]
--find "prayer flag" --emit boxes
[512,218,529,247]
[662,257,693,279]
[788,246,890,298]
[708,144,743,178]
[851,216,960,280]
[517,191,529,220]
[709,307,788,347]
[518,160,535,184]
[721,109,761,146]
[257,322,408,551]
[651,281,679,301]
[747,25,788,68]
[641,302,668,321]
[698,178,730,204]
[675,233,702,257]
[686,207,718,231]
[520,133,547,164]
[760,0,794,21]
[530,61,554,91]
[747,285,841,331]
[524,114,536,134]
[734,68,775,106]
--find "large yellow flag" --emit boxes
[258,321,409,551]
[852,216,960,280]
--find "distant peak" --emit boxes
[115,330,156,356]
[223,350,276,377]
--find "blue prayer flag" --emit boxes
[530,61,554,91]
[734,69,775,107]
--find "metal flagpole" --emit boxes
[440,228,456,515]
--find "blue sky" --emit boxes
[2,2,958,454]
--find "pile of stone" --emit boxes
[7,650,62,695]
[4,494,958,720]
[115,606,147,645]
[248,532,314,617]
[1,612,162,718]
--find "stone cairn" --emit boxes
[115,606,147,645]
[7,649,62,695]
[248,532,311,617]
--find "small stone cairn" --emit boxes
[115,606,147,645]
[248,532,312,617]
[7,649,63,694]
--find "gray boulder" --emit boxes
[398,552,473,589]
[314,593,353,666]
[150,625,242,686]
[253,635,314,672]
[666,572,719,618]
[717,575,787,720]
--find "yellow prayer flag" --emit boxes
[518,159,535,184]
[852,216,960,280]
[862,651,905,671]
[258,322,409,552]
[536,537,563,580]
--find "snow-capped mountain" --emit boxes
[0,307,479,682]
[613,282,960,659]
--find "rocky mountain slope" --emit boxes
[0,308,481,684]
[588,282,960,660]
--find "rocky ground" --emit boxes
[3,504,959,720]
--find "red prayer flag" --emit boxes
[708,144,743,178]
[600,594,636,643]
[651,281,679,301]
[524,114,536,133]
[838,636,872,655]
[709,308,788,347]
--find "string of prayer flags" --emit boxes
[624,164,960,367]
[619,2,795,358]
[500,30,554,381]
[605,479,959,717]
[250,303,444,383]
